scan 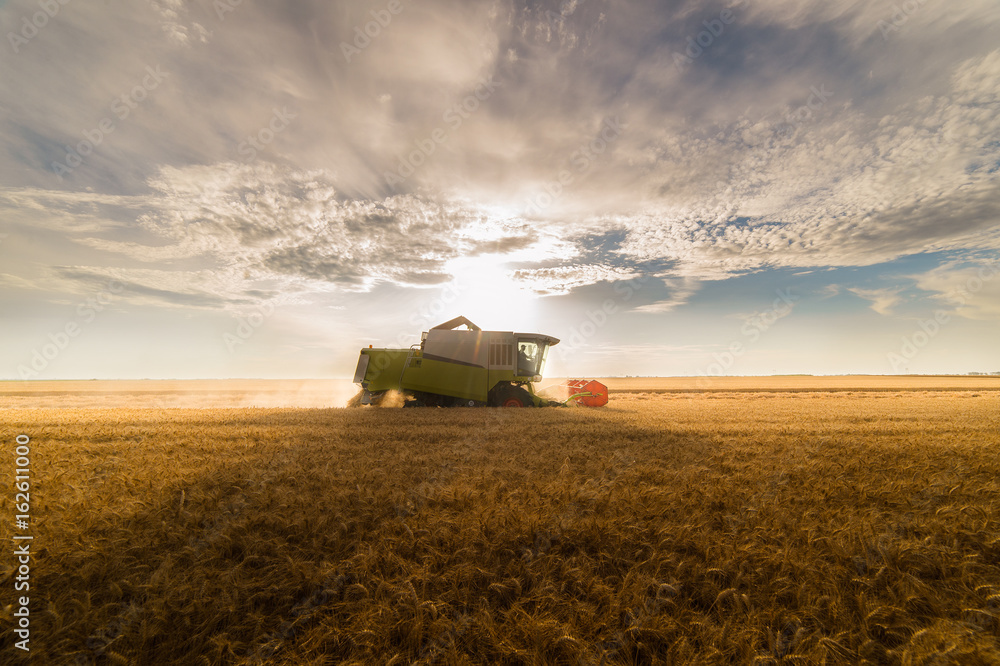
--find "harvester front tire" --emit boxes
[491,384,534,408]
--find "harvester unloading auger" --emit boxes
[350,316,608,408]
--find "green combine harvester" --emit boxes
[350,316,607,408]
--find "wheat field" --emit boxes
[2,379,999,664]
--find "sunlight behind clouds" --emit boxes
[441,254,542,333]
[1,0,998,377]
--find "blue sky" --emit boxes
[1,0,998,379]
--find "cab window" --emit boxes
[517,341,540,376]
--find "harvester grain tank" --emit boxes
[351,316,607,407]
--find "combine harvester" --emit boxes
[350,316,607,408]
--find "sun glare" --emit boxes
[444,255,541,332]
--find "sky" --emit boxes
[1,0,998,380]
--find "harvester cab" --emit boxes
[350,316,606,408]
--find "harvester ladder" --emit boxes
[398,344,421,389]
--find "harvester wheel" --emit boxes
[491,384,534,408]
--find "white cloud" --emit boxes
[634,278,700,313]
[613,49,1000,276]
[509,263,638,295]
[0,0,998,308]
[848,287,903,316]
[1,163,580,308]
[147,0,208,45]
[912,259,1000,320]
